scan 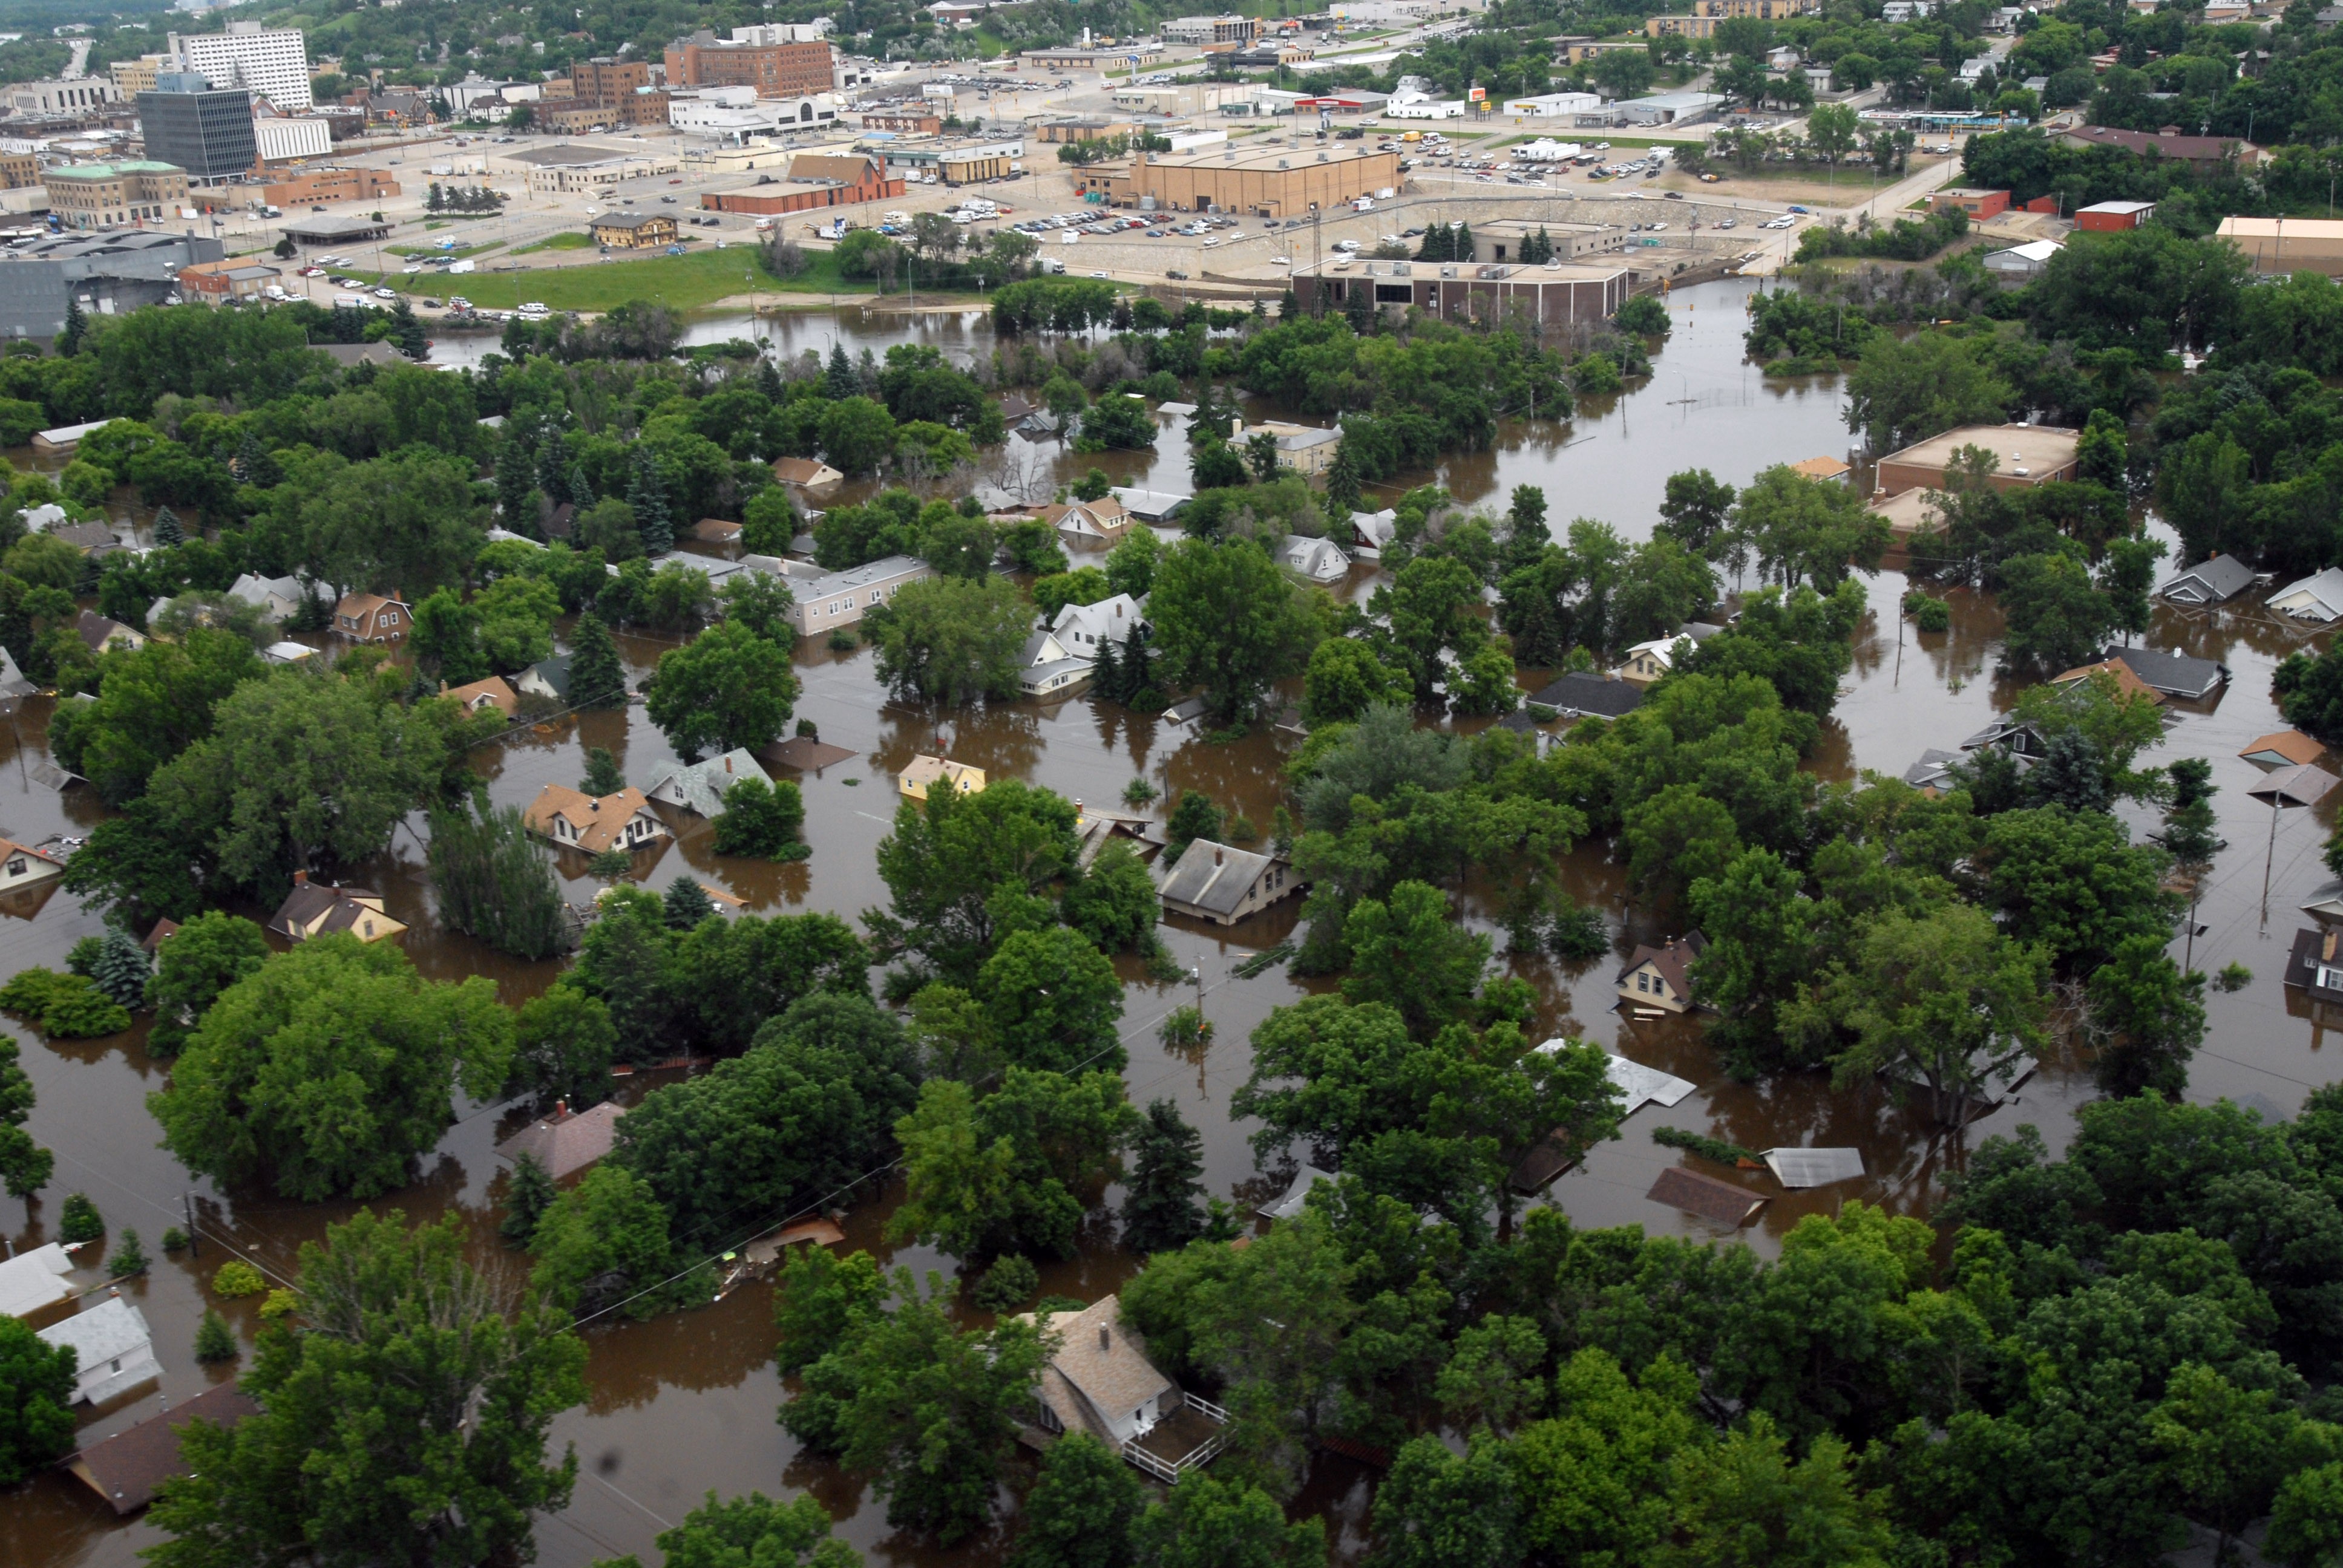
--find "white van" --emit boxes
[517,301,549,318]
[753,217,774,230]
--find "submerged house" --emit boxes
[267,872,407,944]
[39,1294,160,1405]
[1155,840,1302,926]
[644,749,772,817]
[1616,931,1708,1014]
[522,784,669,855]
[2157,554,2255,606]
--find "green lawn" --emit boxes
[510,232,595,255]
[395,243,964,313]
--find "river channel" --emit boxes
[2,280,2334,1567]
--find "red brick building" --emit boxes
[663,34,837,98]
[2074,199,2155,232]
[1928,187,2010,220]
[703,152,902,214]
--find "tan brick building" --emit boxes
[559,57,669,125]
[663,34,837,99]
[0,152,37,190]
[1092,146,1400,217]
[261,166,401,207]
[44,162,189,230]
[591,211,678,248]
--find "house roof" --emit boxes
[53,521,121,552]
[772,456,841,487]
[690,517,742,543]
[0,837,66,872]
[2242,730,2324,769]
[2051,657,2163,704]
[2270,566,2343,621]
[1789,456,1850,480]
[644,748,771,816]
[1536,1043,1698,1115]
[2062,124,2259,162]
[266,877,391,939]
[494,1100,626,1180]
[524,783,657,855]
[76,610,139,652]
[765,734,857,772]
[335,591,408,621]
[2157,553,2255,604]
[2103,644,2226,699]
[1029,1296,1175,1431]
[1108,486,1190,521]
[440,675,519,715]
[1617,930,1706,999]
[1050,593,1144,647]
[68,1380,260,1515]
[228,572,305,609]
[1647,1166,1766,1226]
[39,1294,151,1367]
[1156,838,1278,916]
[1761,1147,1866,1187]
[1902,747,1966,790]
[0,1241,77,1319]
[2288,925,2343,1002]
[1259,1164,1333,1220]
[140,917,180,953]
[1042,497,1130,537]
[1281,535,1349,578]
[521,653,573,698]
[2248,762,2341,810]
[1530,671,1643,717]
[899,754,984,795]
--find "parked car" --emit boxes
[1166,269,1188,279]
[373,287,396,299]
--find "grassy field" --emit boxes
[395,243,977,313]
[510,232,594,255]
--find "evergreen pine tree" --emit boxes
[105,1227,148,1277]
[91,926,150,1010]
[1119,622,1152,699]
[628,447,673,554]
[664,877,714,930]
[580,746,625,795]
[757,357,785,402]
[567,461,595,509]
[1120,1099,1207,1254]
[1092,632,1122,704]
[387,299,428,360]
[1345,283,1373,335]
[58,297,86,356]
[495,439,535,529]
[824,341,857,400]
[500,1150,555,1245]
[59,1192,103,1242]
[1453,221,1476,263]
[1325,440,1363,519]
[536,436,570,504]
[1186,381,1223,447]
[569,612,626,709]
[193,1308,237,1362]
[151,506,185,547]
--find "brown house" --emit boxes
[439,675,520,717]
[523,783,669,855]
[67,1381,260,1515]
[333,591,410,642]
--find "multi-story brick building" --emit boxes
[44,162,190,230]
[664,30,838,98]
[260,166,400,207]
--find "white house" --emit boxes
[0,1241,77,1319]
[2272,567,2343,624]
[39,1294,160,1405]
[0,837,67,894]
[1021,627,1092,697]
[1982,238,2062,283]
[226,572,309,623]
[1280,535,1351,583]
[1026,1296,1179,1448]
[2157,554,2256,606]
[644,749,772,816]
[784,554,932,638]
[1050,593,1145,654]
[1614,622,1724,686]
[1155,839,1303,925]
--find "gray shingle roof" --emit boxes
[2157,553,2254,604]
[644,749,771,816]
[2105,644,2227,699]
[1531,671,1643,717]
[1156,838,1276,916]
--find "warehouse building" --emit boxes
[1092,145,1401,217]
[1290,257,1631,325]
[2218,215,2343,277]
[0,229,223,339]
[871,137,1024,185]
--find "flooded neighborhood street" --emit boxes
[4,280,2333,1568]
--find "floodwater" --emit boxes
[5,281,2336,1568]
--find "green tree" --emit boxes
[192,1309,237,1364]
[1844,331,2013,457]
[1149,538,1321,722]
[646,620,799,759]
[781,1264,1052,1543]
[569,610,628,708]
[889,1070,1135,1261]
[1999,549,2110,675]
[1303,637,1412,727]
[90,924,151,1009]
[628,446,674,555]
[0,1033,54,1197]
[867,779,1083,984]
[627,1491,862,1568]
[1725,465,1890,592]
[818,397,898,476]
[712,776,808,859]
[865,573,1031,706]
[978,926,1125,1074]
[1508,1350,1702,1561]
[1371,1435,1522,1568]
[144,1211,588,1568]
[1657,1417,1892,1568]
[428,800,570,960]
[510,985,617,1108]
[1165,789,1224,862]
[1131,1472,1326,1568]
[1340,882,1489,1042]
[1979,805,2173,973]
[1121,1098,1209,1255]
[664,876,715,930]
[1106,527,1162,599]
[2088,933,2206,1099]
[501,1149,557,1246]
[1009,1431,1144,1568]
[47,629,264,806]
[0,1315,76,1485]
[528,1163,691,1319]
[149,937,517,1201]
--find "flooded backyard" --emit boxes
[3,279,2335,1567]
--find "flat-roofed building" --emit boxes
[2217,215,2343,276]
[703,151,903,212]
[260,166,399,206]
[873,137,1024,185]
[1874,423,2080,495]
[664,30,839,98]
[1094,145,1400,217]
[785,554,932,636]
[1460,218,1629,264]
[1291,257,1631,326]
[590,211,678,248]
[178,258,281,300]
[170,24,313,112]
[1164,14,1261,43]
[251,110,333,163]
[0,152,37,190]
[4,78,120,116]
[43,161,189,230]
[136,75,260,182]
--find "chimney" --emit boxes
[292,869,307,886]
[554,1099,568,1120]
[1213,846,1223,864]
[724,755,732,773]
[1099,1324,1111,1352]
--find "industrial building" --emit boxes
[1092,145,1400,217]
[136,74,260,183]
[1291,257,1633,326]
[1873,423,2080,495]
[871,137,1024,185]
[260,166,400,207]
[1162,14,1262,43]
[0,229,224,340]
[1458,218,1630,264]
[664,31,840,98]
[43,162,189,231]
[169,24,312,112]
[2217,215,2343,277]
[703,151,903,213]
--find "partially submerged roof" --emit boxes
[2102,644,2226,700]
[1530,671,1643,718]
[68,1380,260,1515]
[1762,1147,1866,1187]
[2248,762,2341,810]
[39,1293,151,1368]
[1647,1166,1766,1226]
[1029,1295,1175,1436]
[494,1100,626,1180]
[2157,552,2255,604]
[2242,730,2324,770]
[1156,838,1279,917]
[1616,931,1706,999]
[0,1241,78,1319]
[645,748,772,816]
[1257,1164,1333,1221]
[1535,1041,1697,1116]
[765,735,857,772]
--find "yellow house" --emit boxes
[899,754,986,800]
[266,872,408,945]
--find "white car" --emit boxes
[1333,239,1361,252]
[374,287,397,299]
[1201,237,1218,248]
[1088,269,1109,278]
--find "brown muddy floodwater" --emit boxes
[4,283,2336,1568]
